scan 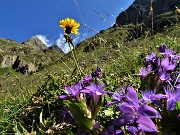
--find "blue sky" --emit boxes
[0,0,134,53]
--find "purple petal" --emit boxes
[167,100,176,111]
[108,125,114,133]
[127,87,138,105]
[137,115,158,132]
[73,82,82,93]
[83,74,92,82]
[158,44,167,53]
[127,126,138,135]
[139,105,161,118]
[65,85,73,95]
[161,57,169,69]
[113,114,134,126]
[152,100,162,109]
[80,89,92,94]
[154,94,166,99]
[93,120,101,129]
[159,72,167,81]
[115,129,123,134]
[166,64,176,71]
[106,101,119,106]
[101,131,108,135]
[112,92,124,102]
[120,102,135,114]
[97,66,102,78]
[146,52,156,63]
[59,95,68,100]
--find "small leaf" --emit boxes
[176,101,180,110]
[64,100,94,131]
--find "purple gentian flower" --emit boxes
[60,107,74,123]
[81,83,105,104]
[140,89,166,108]
[97,66,102,78]
[136,66,152,78]
[107,86,127,106]
[93,120,101,129]
[164,85,180,111]
[146,51,157,65]
[159,44,179,67]
[113,102,160,132]
[112,87,161,132]
[159,45,175,58]
[172,54,180,63]
[158,57,177,81]
[59,82,82,100]
[81,74,92,85]
[158,44,167,53]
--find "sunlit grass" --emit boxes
[0,21,179,134]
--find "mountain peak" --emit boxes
[22,36,48,50]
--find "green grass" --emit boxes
[0,23,179,133]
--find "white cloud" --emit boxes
[55,34,80,53]
[36,35,52,46]
[55,34,70,53]
[35,33,85,53]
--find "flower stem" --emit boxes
[68,42,84,77]
[174,72,180,87]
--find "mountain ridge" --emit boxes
[0,0,178,76]
[115,0,180,30]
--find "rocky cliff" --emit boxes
[0,38,64,75]
[115,0,180,30]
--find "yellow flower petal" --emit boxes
[59,18,80,35]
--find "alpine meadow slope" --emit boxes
[0,0,180,134]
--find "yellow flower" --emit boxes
[59,18,80,35]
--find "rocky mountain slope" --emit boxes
[22,36,48,50]
[115,0,180,30]
[0,37,64,74]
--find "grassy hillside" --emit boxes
[0,22,179,133]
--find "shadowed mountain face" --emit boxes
[48,44,64,53]
[115,0,180,30]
